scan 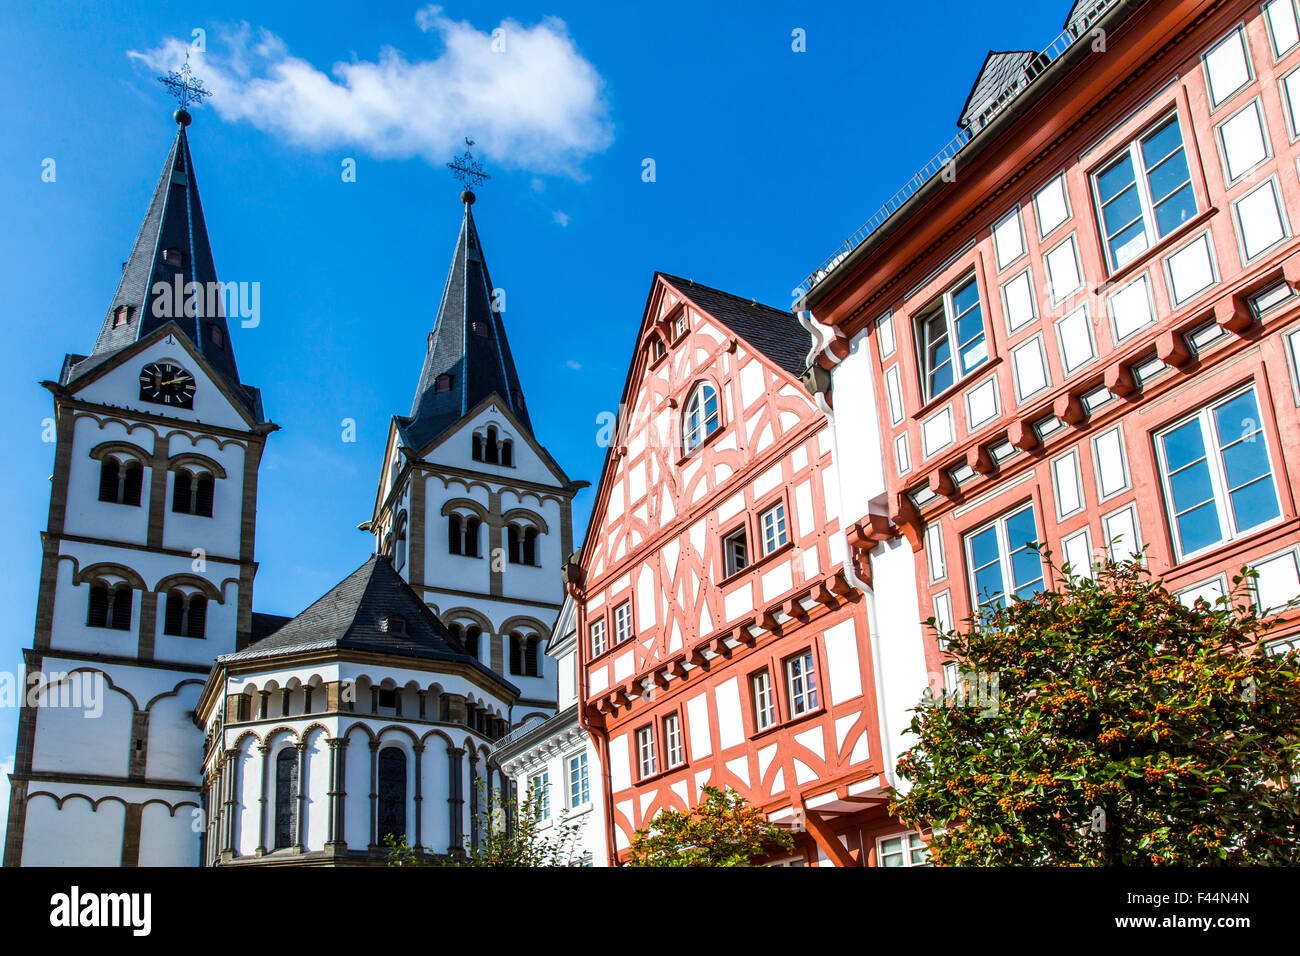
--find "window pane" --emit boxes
[1096,154,1136,202]
[1153,182,1196,237]
[1141,117,1185,169]
[1110,220,1149,269]
[969,525,1000,570]
[1004,506,1038,553]
[1100,182,1143,237]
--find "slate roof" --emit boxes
[957,51,1044,133]
[657,274,811,378]
[61,121,261,419]
[221,555,515,692]
[402,200,532,452]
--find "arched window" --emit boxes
[509,633,542,677]
[684,383,721,453]
[394,525,407,572]
[163,590,207,639]
[377,748,407,846]
[463,624,481,660]
[172,470,215,517]
[99,457,143,506]
[472,433,484,461]
[273,748,298,850]
[522,527,539,567]
[463,516,480,558]
[485,426,499,465]
[448,513,481,558]
[448,514,463,555]
[525,635,540,676]
[507,524,521,564]
[507,523,540,566]
[500,439,513,467]
[87,582,133,630]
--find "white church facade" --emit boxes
[2,109,580,866]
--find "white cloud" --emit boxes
[129,6,613,177]
[566,359,582,370]
[552,210,570,227]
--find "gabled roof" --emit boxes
[220,554,515,693]
[957,50,1041,133]
[657,274,811,378]
[63,119,259,416]
[403,197,532,451]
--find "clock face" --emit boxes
[139,362,196,409]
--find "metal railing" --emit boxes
[793,0,1119,301]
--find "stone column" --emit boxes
[327,735,348,852]
[222,748,239,858]
[413,743,425,852]
[294,741,308,851]
[468,750,479,850]
[256,744,270,855]
[447,746,465,854]
[418,690,427,720]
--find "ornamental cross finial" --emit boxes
[447,138,490,191]
[157,53,212,113]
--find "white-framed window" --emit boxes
[683,382,721,453]
[1034,172,1072,237]
[1252,547,1300,613]
[877,310,897,357]
[1102,502,1143,562]
[760,502,788,554]
[1203,25,1254,109]
[1055,303,1096,374]
[965,503,1044,609]
[992,206,1026,269]
[1001,269,1038,334]
[1266,0,1300,58]
[1163,232,1218,306]
[1218,98,1270,182]
[1092,425,1131,501]
[1061,527,1094,579]
[528,769,551,819]
[613,600,633,645]
[752,670,777,731]
[723,526,749,576]
[916,274,988,401]
[1092,113,1197,271]
[663,713,684,768]
[877,831,931,867]
[785,651,819,716]
[1155,386,1282,560]
[1178,576,1228,610]
[932,589,954,634]
[589,617,606,657]
[1011,335,1051,402]
[635,725,658,779]
[1051,448,1086,520]
[1233,176,1289,261]
[1044,234,1084,303]
[567,751,590,807]
[1107,274,1155,342]
[925,521,947,583]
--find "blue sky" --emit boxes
[0,0,1068,806]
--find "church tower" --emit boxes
[369,189,581,727]
[3,105,274,866]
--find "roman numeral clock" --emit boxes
[139,361,197,409]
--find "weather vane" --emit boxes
[157,53,211,125]
[447,138,490,197]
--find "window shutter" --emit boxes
[164,591,185,635]
[110,585,133,630]
[173,471,193,514]
[187,595,208,639]
[87,584,109,627]
[195,475,215,517]
[98,459,120,503]
[122,462,144,507]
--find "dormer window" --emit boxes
[113,305,132,328]
[209,323,224,349]
[674,313,688,339]
[382,615,408,635]
[162,248,183,267]
[435,374,453,393]
[471,320,491,338]
[651,338,666,362]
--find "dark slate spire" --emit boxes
[85,119,242,386]
[402,195,532,451]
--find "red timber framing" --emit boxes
[804,0,1300,697]
[572,274,911,865]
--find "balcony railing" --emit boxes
[793,0,1120,301]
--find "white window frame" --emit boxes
[785,651,819,717]
[1090,112,1197,272]
[752,670,777,731]
[760,502,789,554]
[1265,0,1300,60]
[877,310,897,358]
[1011,334,1051,403]
[1051,448,1087,520]
[1280,65,1300,140]
[613,600,633,645]
[663,713,684,768]
[1054,303,1097,375]
[1044,233,1084,303]
[1034,171,1072,238]
[1091,424,1132,502]
[1162,231,1219,308]
[635,725,658,779]
[528,769,551,819]
[723,526,749,576]
[683,382,721,454]
[992,206,1027,270]
[915,274,989,401]
[567,751,590,808]
[1060,526,1094,579]
[1001,268,1038,335]
[1202,25,1255,111]
[963,503,1044,609]
[1216,97,1271,184]
[1154,385,1284,561]
[1232,175,1290,262]
[589,617,607,657]
[1107,273,1156,344]
[1102,502,1144,563]
[876,831,931,867]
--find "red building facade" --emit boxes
[802,0,1300,708]
[570,275,906,866]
